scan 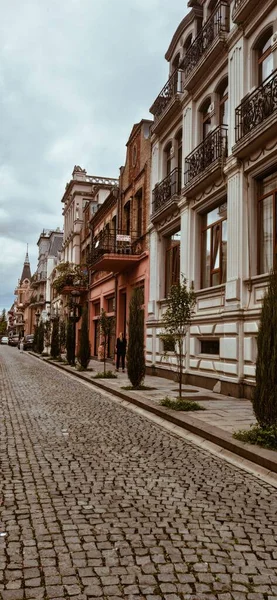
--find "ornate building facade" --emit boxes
[89,120,152,358]
[147,0,277,398]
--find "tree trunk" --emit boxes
[178,341,182,399]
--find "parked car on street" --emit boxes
[0,336,9,345]
[19,334,34,351]
[9,335,20,347]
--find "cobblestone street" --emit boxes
[1,347,277,600]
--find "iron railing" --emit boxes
[150,70,183,120]
[184,126,228,185]
[152,167,181,214]
[235,69,277,142]
[181,2,229,80]
[90,230,146,265]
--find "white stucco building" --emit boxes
[147,0,277,399]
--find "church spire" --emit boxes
[24,243,30,264]
[20,244,31,284]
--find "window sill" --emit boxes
[195,283,225,296]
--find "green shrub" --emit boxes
[253,269,277,427]
[93,370,117,379]
[38,321,44,354]
[50,318,60,359]
[66,320,75,366]
[233,425,277,450]
[160,396,205,411]
[77,305,91,369]
[127,288,145,389]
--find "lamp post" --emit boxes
[69,290,81,365]
[35,310,40,327]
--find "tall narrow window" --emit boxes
[176,130,182,193]
[218,80,228,126]
[258,29,273,83]
[165,143,172,176]
[202,202,227,288]
[258,171,277,274]
[124,201,131,235]
[201,99,212,139]
[165,231,181,297]
[136,189,143,238]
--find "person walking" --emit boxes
[115,332,127,372]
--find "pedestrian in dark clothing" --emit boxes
[116,332,127,372]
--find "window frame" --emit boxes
[257,173,277,274]
[165,231,181,297]
[201,201,227,289]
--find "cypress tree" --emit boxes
[66,320,75,366]
[33,325,39,353]
[127,287,145,389]
[253,269,277,427]
[77,305,91,369]
[38,321,44,354]
[59,320,66,352]
[50,319,60,359]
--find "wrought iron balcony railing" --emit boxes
[235,69,277,142]
[184,126,228,186]
[181,2,229,80]
[90,230,146,265]
[150,70,183,120]
[152,168,181,214]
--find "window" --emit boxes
[136,189,143,237]
[107,296,115,313]
[165,143,172,176]
[176,129,182,193]
[163,336,175,352]
[258,171,277,274]
[200,339,219,355]
[201,99,212,139]
[217,78,228,126]
[183,34,192,56]
[124,201,131,235]
[201,202,227,288]
[257,29,273,84]
[165,231,180,297]
[94,302,100,316]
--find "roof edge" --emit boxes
[165,6,203,62]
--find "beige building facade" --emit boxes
[147,0,277,398]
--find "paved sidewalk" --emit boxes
[38,355,277,476]
[86,359,255,435]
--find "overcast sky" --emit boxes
[0,0,188,312]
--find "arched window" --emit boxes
[216,78,228,126]
[183,34,192,56]
[172,53,180,70]
[200,98,212,139]
[256,28,273,84]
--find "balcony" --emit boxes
[233,70,277,158]
[232,0,274,24]
[151,168,181,223]
[90,230,147,273]
[184,126,228,196]
[150,70,183,134]
[181,2,229,91]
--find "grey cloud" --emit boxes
[0,0,188,311]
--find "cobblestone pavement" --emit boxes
[1,347,277,600]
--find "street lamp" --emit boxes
[69,289,81,365]
[35,310,40,327]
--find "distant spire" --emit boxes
[24,244,30,264]
[20,245,31,284]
